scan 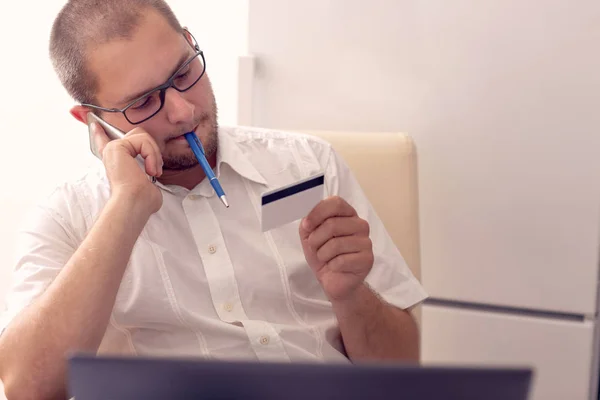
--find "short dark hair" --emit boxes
[49,0,183,104]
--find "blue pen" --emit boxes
[184,132,229,208]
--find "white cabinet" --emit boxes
[421,304,596,400]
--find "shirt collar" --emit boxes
[215,127,268,186]
[154,126,267,194]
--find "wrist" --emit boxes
[330,282,374,313]
[330,283,391,334]
[109,190,156,222]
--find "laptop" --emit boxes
[68,354,532,400]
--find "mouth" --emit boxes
[168,122,201,143]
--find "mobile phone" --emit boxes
[86,112,127,159]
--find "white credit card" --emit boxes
[261,172,325,232]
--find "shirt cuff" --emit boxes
[375,277,428,311]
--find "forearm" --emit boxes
[0,195,151,400]
[332,283,420,362]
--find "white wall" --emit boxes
[0,1,248,312]
[246,0,600,314]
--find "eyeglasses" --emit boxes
[82,29,206,125]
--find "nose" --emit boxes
[163,87,194,126]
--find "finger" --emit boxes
[302,196,357,233]
[308,217,370,251]
[327,251,374,274]
[91,122,110,158]
[127,128,163,176]
[118,133,163,177]
[316,236,372,264]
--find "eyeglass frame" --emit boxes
[82,28,206,125]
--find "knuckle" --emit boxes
[103,140,118,153]
[330,254,345,271]
[316,246,328,262]
[332,237,344,253]
[333,196,344,207]
[367,251,375,266]
[128,128,156,144]
[361,219,370,235]
[128,127,148,136]
[307,234,318,249]
[323,218,337,236]
[363,238,374,261]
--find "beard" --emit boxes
[162,101,219,171]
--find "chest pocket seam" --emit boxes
[139,232,213,357]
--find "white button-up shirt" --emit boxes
[1,126,427,363]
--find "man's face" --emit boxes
[87,10,218,171]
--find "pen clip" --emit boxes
[191,133,206,155]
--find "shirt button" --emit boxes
[259,336,270,345]
[208,245,217,254]
[189,194,201,200]
[223,303,233,312]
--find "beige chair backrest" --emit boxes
[302,131,422,284]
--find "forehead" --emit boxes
[87,10,187,106]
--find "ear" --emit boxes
[182,27,198,49]
[70,105,91,124]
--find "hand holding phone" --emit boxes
[87,113,163,215]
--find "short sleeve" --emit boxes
[324,147,428,310]
[0,189,81,335]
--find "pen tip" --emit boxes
[221,196,229,208]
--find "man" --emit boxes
[0,0,427,399]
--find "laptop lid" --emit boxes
[68,354,532,400]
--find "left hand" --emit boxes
[299,196,374,302]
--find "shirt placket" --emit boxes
[184,194,246,323]
[183,192,290,362]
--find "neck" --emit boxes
[157,151,218,190]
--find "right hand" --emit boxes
[91,121,163,215]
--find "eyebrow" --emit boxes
[117,51,192,107]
